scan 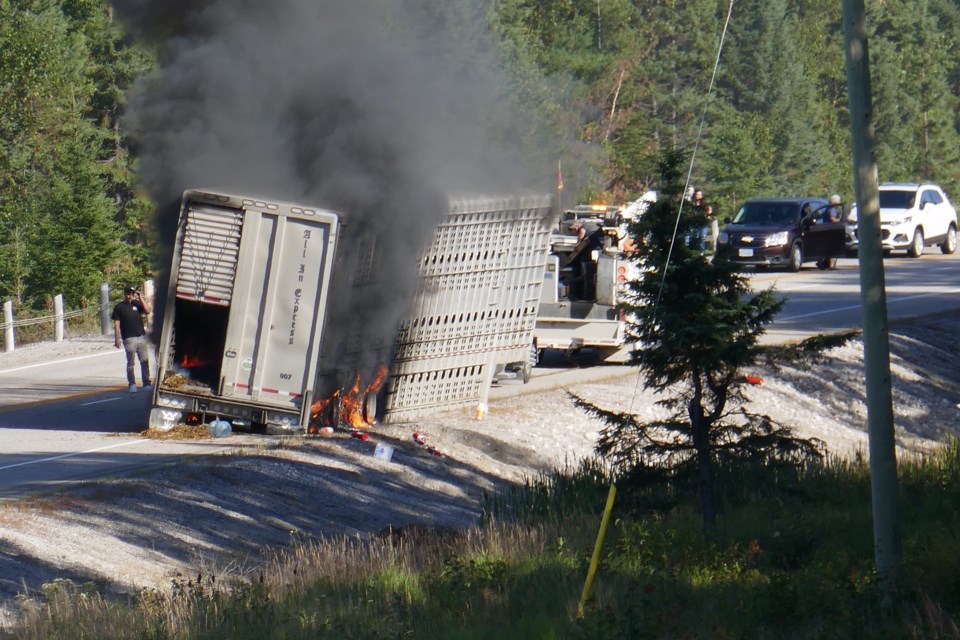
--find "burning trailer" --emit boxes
[147,189,555,434]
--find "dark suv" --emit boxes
[716,197,846,271]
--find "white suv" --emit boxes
[845,183,958,257]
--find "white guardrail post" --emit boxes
[143,279,155,331]
[100,282,111,335]
[3,300,13,353]
[54,294,65,342]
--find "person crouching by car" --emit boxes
[112,286,153,393]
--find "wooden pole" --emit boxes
[100,283,111,335]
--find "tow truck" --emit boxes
[534,202,644,363]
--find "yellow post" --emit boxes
[578,483,617,619]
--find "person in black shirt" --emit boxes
[112,286,153,393]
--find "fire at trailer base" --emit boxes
[308,365,388,432]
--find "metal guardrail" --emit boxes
[2,305,98,329]
[2,280,154,353]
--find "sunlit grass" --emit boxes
[6,440,960,638]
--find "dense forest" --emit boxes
[2,0,959,311]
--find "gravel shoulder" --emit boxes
[2,312,960,626]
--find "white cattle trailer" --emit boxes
[148,190,341,433]
[148,190,555,433]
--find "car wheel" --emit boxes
[941,224,957,255]
[907,228,924,258]
[788,242,802,272]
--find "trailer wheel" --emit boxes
[522,341,537,384]
[521,362,532,384]
[362,391,378,426]
[314,397,339,430]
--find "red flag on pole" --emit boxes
[557,160,564,191]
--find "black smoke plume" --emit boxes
[115,0,555,384]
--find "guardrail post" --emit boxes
[144,279,155,331]
[100,283,111,335]
[54,294,65,342]
[3,300,13,353]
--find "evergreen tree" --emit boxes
[575,150,822,527]
[698,106,775,217]
[0,1,154,307]
[64,0,157,284]
[604,0,725,200]
[29,127,119,307]
[0,2,94,305]
[718,0,828,196]
[794,0,850,196]
[869,0,960,194]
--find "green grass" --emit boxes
[5,442,960,639]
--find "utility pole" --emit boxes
[841,0,901,607]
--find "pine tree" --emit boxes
[870,0,960,194]
[718,0,828,196]
[574,150,822,527]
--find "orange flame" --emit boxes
[180,354,207,368]
[308,365,389,432]
[339,373,365,428]
[307,389,340,434]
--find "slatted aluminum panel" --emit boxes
[383,193,554,422]
[176,205,244,305]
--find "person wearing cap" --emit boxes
[112,286,153,393]
[826,194,843,223]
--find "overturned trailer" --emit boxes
[148,189,554,433]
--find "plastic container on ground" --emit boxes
[207,418,232,438]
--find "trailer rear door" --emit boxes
[172,194,338,414]
[219,208,338,412]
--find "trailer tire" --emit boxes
[315,397,339,430]
[362,390,379,426]
[521,362,532,384]
[522,341,537,383]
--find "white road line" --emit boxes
[0,349,117,375]
[779,302,863,321]
[780,288,960,321]
[0,440,144,472]
[81,397,122,407]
